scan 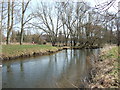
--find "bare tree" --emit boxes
[0,0,4,45]
[20,0,31,45]
[6,0,14,44]
[117,1,120,46]
[57,2,70,46]
[31,2,62,46]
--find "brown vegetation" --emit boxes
[86,45,119,88]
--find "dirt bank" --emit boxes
[88,45,120,88]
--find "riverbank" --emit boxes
[1,44,102,61]
[70,45,102,49]
[88,45,119,88]
[1,45,63,60]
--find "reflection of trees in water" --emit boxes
[20,61,24,72]
[65,50,68,62]
[56,49,100,87]
[6,63,11,72]
[85,49,100,64]
[6,60,25,72]
[56,49,88,87]
[4,49,99,88]
[54,54,57,62]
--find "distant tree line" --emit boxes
[0,0,119,47]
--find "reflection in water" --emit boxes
[2,49,99,88]
[20,61,24,72]
[7,64,11,72]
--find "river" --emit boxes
[2,49,100,88]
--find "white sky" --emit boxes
[0,0,119,12]
[85,0,119,13]
[1,0,119,36]
[28,0,119,34]
[30,0,119,13]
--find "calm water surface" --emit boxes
[3,49,99,88]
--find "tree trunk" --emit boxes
[6,0,14,44]
[0,1,4,45]
[20,0,31,45]
[6,0,10,44]
[117,2,120,46]
[65,38,68,46]
[20,0,24,45]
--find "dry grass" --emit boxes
[88,45,119,88]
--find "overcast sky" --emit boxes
[30,0,119,13]
[1,0,119,36]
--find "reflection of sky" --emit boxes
[3,49,98,88]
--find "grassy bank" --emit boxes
[1,45,62,60]
[89,45,119,88]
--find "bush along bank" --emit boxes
[88,45,120,88]
[1,45,63,60]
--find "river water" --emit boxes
[2,49,99,88]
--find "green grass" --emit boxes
[2,45,59,58]
[101,46,119,81]
[108,47,119,58]
[100,47,119,60]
